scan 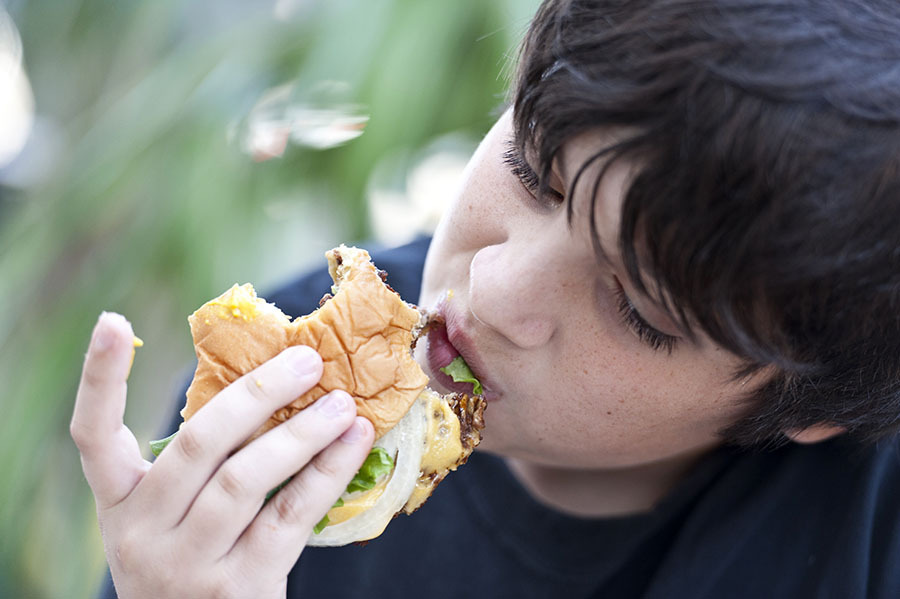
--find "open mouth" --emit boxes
[424,307,498,401]
[425,322,470,394]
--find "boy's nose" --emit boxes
[468,242,558,349]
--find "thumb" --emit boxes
[71,312,150,509]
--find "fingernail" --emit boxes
[284,346,321,377]
[316,390,353,419]
[340,418,368,443]
[92,313,115,352]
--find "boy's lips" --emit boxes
[425,302,499,401]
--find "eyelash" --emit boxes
[613,283,679,354]
[502,141,564,205]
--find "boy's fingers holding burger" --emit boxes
[228,415,375,575]
[136,345,325,523]
[177,390,365,556]
[71,312,149,510]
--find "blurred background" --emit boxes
[0,0,539,596]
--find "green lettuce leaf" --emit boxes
[439,356,483,395]
[346,447,394,493]
[313,498,344,534]
[149,431,178,457]
[265,477,292,503]
[312,447,394,534]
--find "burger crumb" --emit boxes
[376,268,401,296]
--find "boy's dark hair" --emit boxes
[513,0,900,446]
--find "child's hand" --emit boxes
[71,312,374,598]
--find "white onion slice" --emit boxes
[306,393,428,546]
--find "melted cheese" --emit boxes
[420,389,464,473]
[403,389,466,514]
[208,285,263,321]
[127,336,143,378]
[325,478,389,526]
[403,477,436,514]
[321,389,466,529]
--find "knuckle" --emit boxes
[69,417,109,455]
[214,461,250,501]
[113,528,143,572]
[242,372,275,405]
[80,366,107,391]
[310,454,342,481]
[69,418,93,450]
[271,487,307,524]
[173,426,206,462]
[282,411,311,442]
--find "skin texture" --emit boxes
[71,312,374,598]
[415,110,767,516]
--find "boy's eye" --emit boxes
[613,279,679,354]
[502,140,565,207]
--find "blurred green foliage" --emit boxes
[0,1,538,596]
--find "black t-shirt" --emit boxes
[101,237,900,598]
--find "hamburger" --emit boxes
[152,245,485,546]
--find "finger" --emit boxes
[178,390,358,557]
[229,417,374,575]
[136,345,324,524]
[71,312,150,509]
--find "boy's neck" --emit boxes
[504,445,717,518]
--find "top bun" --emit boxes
[182,245,429,440]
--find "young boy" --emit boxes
[73,0,900,597]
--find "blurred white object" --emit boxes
[0,116,63,188]
[0,7,34,169]
[287,106,368,150]
[234,80,368,160]
[273,0,315,22]
[368,136,474,245]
